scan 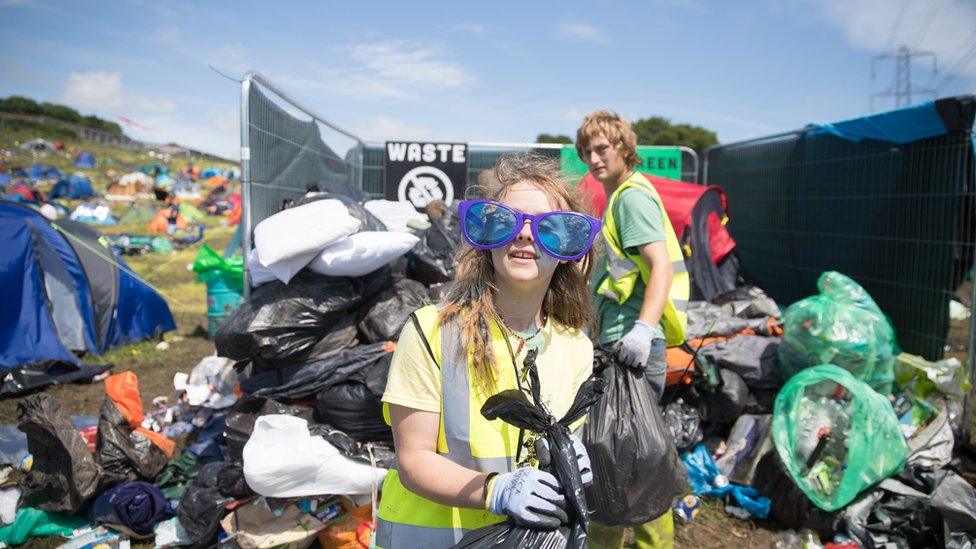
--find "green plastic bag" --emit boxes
[192,245,244,293]
[779,271,899,394]
[772,364,908,511]
[0,507,89,545]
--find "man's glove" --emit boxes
[535,434,593,486]
[613,320,661,369]
[487,467,568,528]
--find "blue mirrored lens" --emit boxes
[465,202,518,246]
[537,213,592,257]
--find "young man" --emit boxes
[577,109,689,549]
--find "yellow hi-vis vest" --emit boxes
[375,305,521,548]
[597,171,690,347]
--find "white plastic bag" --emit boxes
[254,200,360,282]
[183,356,238,409]
[308,232,419,277]
[242,415,386,498]
[364,200,428,233]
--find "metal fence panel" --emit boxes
[704,111,974,362]
[240,73,365,295]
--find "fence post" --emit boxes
[239,74,253,299]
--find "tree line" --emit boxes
[0,96,124,136]
[537,115,718,153]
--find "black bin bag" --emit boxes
[215,269,388,365]
[582,347,684,526]
[452,350,606,549]
[18,394,100,513]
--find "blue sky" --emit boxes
[2,0,975,159]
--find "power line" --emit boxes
[911,0,945,47]
[886,0,910,51]
[935,33,976,93]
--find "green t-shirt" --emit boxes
[593,178,666,343]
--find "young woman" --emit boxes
[375,155,602,548]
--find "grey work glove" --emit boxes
[488,467,568,528]
[613,320,661,369]
[535,434,593,486]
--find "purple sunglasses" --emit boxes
[458,199,602,261]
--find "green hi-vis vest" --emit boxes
[597,172,690,347]
[375,305,520,548]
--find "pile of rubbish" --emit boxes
[2,176,975,547]
[0,187,459,547]
[660,271,976,547]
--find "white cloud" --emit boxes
[347,40,471,88]
[284,39,474,101]
[563,108,584,124]
[61,71,176,115]
[554,22,608,44]
[815,0,976,83]
[349,116,433,142]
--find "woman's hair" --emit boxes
[575,109,639,171]
[438,154,595,392]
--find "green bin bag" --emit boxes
[192,245,244,293]
[779,271,899,394]
[0,507,89,545]
[772,364,908,511]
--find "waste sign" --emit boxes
[385,142,468,211]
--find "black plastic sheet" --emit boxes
[582,348,684,527]
[453,350,605,549]
[698,368,757,423]
[17,394,100,512]
[407,212,460,286]
[215,269,389,365]
[177,462,231,548]
[95,394,168,487]
[315,381,392,444]
[753,451,840,537]
[240,342,394,401]
[843,466,976,548]
[358,279,429,343]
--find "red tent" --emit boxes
[578,172,739,300]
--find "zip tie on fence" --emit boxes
[50,222,189,310]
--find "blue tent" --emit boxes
[25,164,64,181]
[74,151,96,169]
[49,174,95,200]
[200,167,223,179]
[0,201,175,395]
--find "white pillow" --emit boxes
[246,248,277,287]
[254,200,361,268]
[308,231,420,277]
[364,199,428,233]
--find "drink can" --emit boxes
[673,494,701,523]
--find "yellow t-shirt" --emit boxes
[383,314,594,421]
